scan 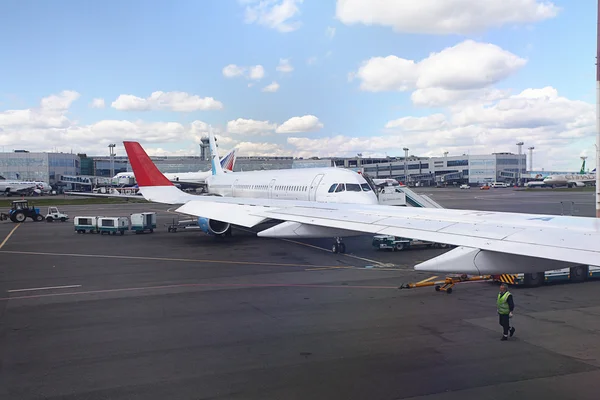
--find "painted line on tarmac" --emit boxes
[276,238,391,268]
[8,285,82,293]
[0,224,21,249]
[0,250,346,269]
[0,281,400,301]
[233,226,391,268]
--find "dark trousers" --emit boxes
[499,313,511,336]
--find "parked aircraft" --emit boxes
[164,148,237,189]
[0,179,51,195]
[542,159,596,187]
[112,148,237,188]
[121,131,600,275]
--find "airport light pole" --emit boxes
[516,141,524,186]
[528,147,534,172]
[108,144,115,178]
[403,147,409,184]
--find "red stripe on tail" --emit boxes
[123,141,173,187]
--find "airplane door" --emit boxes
[308,174,324,201]
[268,179,276,199]
[232,179,239,196]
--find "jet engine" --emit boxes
[198,217,230,235]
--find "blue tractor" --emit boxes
[9,200,44,223]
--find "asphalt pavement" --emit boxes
[0,190,599,399]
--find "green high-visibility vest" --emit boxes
[497,291,511,315]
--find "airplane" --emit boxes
[112,148,237,189]
[163,148,237,189]
[120,129,600,276]
[542,158,597,187]
[0,178,51,195]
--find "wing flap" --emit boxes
[175,200,269,228]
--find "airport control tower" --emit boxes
[199,136,217,161]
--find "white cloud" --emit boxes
[385,114,447,131]
[111,91,223,112]
[226,118,278,135]
[352,40,526,106]
[335,0,560,35]
[276,58,293,73]
[351,55,418,91]
[416,41,526,90]
[326,26,336,39]
[262,81,280,92]
[275,115,323,133]
[242,0,304,33]
[0,90,79,129]
[306,56,318,66]
[90,98,105,109]
[285,87,595,171]
[411,87,510,108]
[223,64,265,81]
[223,64,246,78]
[249,65,265,80]
[233,141,288,156]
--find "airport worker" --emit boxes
[497,283,515,341]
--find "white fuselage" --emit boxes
[0,180,50,194]
[543,173,596,186]
[164,170,211,183]
[205,167,379,205]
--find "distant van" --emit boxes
[491,182,508,188]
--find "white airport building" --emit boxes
[361,152,528,186]
[0,150,79,184]
[0,146,555,190]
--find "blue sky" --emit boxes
[0,0,597,170]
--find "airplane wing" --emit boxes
[123,140,600,274]
[174,196,600,265]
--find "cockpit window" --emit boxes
[345,183,361,192]
[328,184,338,193]
[360,183,372,192]
[335,183,345,192]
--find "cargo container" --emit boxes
[74,216,102,233]
[98,217,129,235]
[130,212,156,233]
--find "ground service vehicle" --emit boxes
[45,206,69,222]
[512,266,600,286]
[8,200,44,222]
[131,212,156,233]
[98,217,129,235]
[372,235,449,251]
[74,216,101,233]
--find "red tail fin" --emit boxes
[123,141,173,187]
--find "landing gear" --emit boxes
[331,237,346,254]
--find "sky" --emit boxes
[0,0,597,171]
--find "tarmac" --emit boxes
[0,188,599,399]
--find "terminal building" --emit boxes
[0,146,538,190]
[361,152,528,186]
[0,150,79,183]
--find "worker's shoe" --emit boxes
[501,335,508,341]
[509,327,515,337]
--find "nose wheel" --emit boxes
[332,238,346,254]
